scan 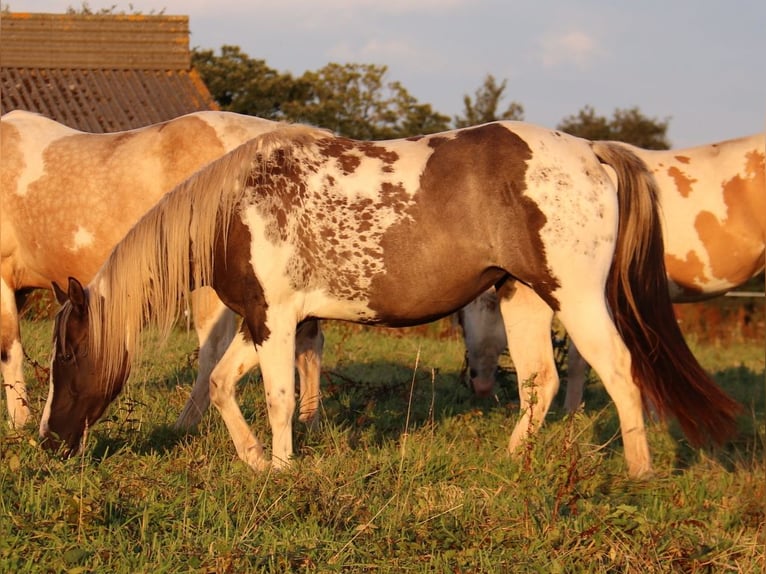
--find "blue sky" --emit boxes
[17,1,766,147]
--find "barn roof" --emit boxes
[0,12,218,133]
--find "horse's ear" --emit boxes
[52,281,68,305]
[66,277,88,313]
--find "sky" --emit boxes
[14,0,766,148]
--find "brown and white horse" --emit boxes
[457,132,765,409]
[0,110,323,429]
[40,121,740,479]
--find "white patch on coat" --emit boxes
[70,226,95,251]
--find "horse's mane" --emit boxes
[86,123,330,385]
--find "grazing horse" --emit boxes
[456,133,765,407]
[40,121,741,479]
[0,110,323,429]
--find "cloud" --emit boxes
[175,0,467,19]
[328,38,423,65]
[539,29,600,69]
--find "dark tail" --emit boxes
[591,141,741,446]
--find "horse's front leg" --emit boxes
[176,287,238,430]
[254,314,297,470]
[1,278,30,428]
[207,326,268,471]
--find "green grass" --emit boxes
[1,318,764,573]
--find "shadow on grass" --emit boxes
[564,364,765,474]
[80,356,764,475]
[298,360,518,452]
[88,424,192,462]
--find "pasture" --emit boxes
[1,312,764,573]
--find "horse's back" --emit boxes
[1,111,279,290]
[621,133,766,297]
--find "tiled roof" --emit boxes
[0,12,218,133]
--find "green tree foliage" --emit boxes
[191,46,307,119]
[454,74,524,128]
[284,63,449,139]
[192,48,449,138]
[557,105,671,149]
[64,2,165,15]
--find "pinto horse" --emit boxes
[40,121,741,479]
[457,133,765,408]
[0,110,323,429]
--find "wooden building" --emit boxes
[0,12,218,132]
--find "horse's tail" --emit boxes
[591,141,741,446]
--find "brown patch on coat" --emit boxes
[367,123,559,323]
[664,250,707,294]
[667,165,697,198]
[213,214,271,346]
[694,148,766,285]
[316,137,400,175]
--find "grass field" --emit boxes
[1,313,764,573]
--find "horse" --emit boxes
[40,121,742,479]
[0,110,323,430]
[456,132,765,409]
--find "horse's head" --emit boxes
[455,290,507,397]
[39,278,130,456]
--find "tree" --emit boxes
[557,105,671,149]
[64,2,164,14]
[191,46,307,119]
[283,63,449,139]
[192,50,449,138]
[454,74,524,128]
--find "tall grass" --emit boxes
[1,316,763,573]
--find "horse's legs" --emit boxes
[500,284,559,454]
[252,312,297,470]
[175,292,323,431]
[207,327,269,471]
[175,288,237,430]
[563,340,588,413]
[295,319,323,423]
[557,298,652,479]
[0,279,30,428]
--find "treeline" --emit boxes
[192,45,671,148]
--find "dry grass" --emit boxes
[0,318,763,572]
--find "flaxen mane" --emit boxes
[84,123,330,387]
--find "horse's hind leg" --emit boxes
[175,287,237,430]
[557,297,652,479]
[500,283,560,454]
[295,319,323,423]
[564,341,588,413]
[1,279,30,428]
